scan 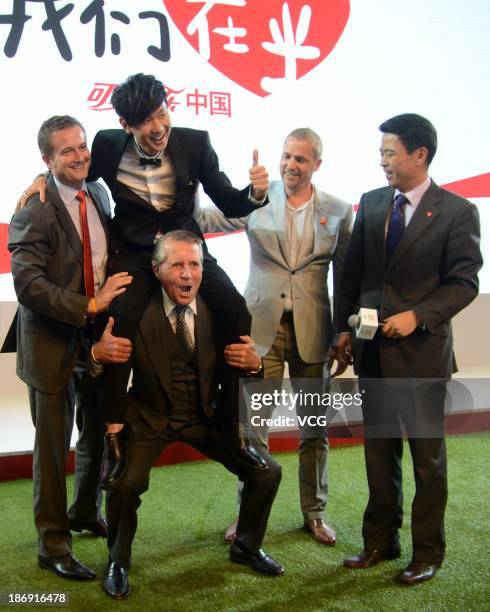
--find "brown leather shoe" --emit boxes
[343,546,401,569]
[396,561,441,585]
[224,518,238,543]
[304,519,336,546]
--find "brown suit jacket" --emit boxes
[126,291,217,435]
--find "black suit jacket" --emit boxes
[6,176,111,392]
[338,181,482,379]
[125,292,217,435]
[88,127,264,251]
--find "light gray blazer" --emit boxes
[195,180,353,363]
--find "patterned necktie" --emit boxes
[175,304,195,361]
[75,190,95,298]
[386,194,408,262]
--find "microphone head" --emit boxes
[348,314,360,329]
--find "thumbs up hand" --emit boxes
[249,149,269,201]
[91,317,132,364]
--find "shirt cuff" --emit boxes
[88,345,104,378]
[248,187,267,205]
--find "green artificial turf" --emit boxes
[0,435,488,611]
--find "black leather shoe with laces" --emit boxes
[100,427,127,490]
[230,540,284,576]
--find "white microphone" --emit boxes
[348,308,379,340]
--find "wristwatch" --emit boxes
[249,360,263,375]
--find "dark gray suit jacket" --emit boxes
[7,175,111,393]
[338,181,482,378]
[126,292,217,435]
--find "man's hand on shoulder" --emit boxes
[249,150,268,201]
[92,317,132,365]
[15,174,48,212]
[87,272,133,314]
[224,334,262,372]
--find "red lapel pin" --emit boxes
[426,211,433,217]
[319,216,328,225]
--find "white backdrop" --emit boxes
[0,0,488,299]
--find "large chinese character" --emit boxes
[0,0,31,58]
[0,0,74,60]
[186,0,246,61]
[209,91,231,117]
[139,11,170,62]
[261,3,320,93]
[213,16,248,54]
[80,0,130,57]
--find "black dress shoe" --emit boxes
[102,559,130,599]
[70,517,108,538]
[396,561,441,585]
[230,541,284,576]
[38,553,96,580]
[343,546,401,569]
[100,427,128,490]
[238,424,269,470]
[237,444,269,470]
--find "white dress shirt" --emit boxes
[396,176,432,226]
[161,288,197,341]
[53,176,107,293]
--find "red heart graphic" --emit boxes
[162,0,350,97]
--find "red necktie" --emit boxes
[76,190,95,298]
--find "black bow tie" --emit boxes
[139,157,162,167]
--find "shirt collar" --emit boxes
[285,185,315,212]
[396,176,431,207]
[161,287,197,318]
[52,175,88,206]
[132,138,164,162]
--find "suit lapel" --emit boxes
[87,184,110,246]
[388,181,441,268]
[167,130,190,193]
[311,192,334,259]
[195,295,216,408]
[270,182,291,265]
[289,193,322,269]
[47,177,83,265]
[371,189,394,267]
[294,190,337,267]
[138,291,172,400]
[109,131,132,185]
